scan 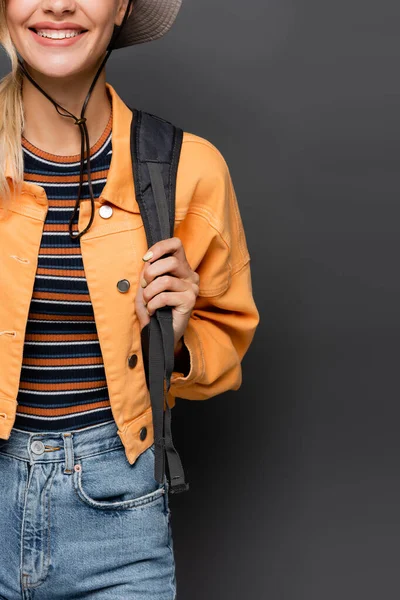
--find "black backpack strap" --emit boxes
[129,108,189,494]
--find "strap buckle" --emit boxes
[169,479,190,494]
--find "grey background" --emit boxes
[1,0,397,598]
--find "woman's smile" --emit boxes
[5,1,114,78]
[29,27,88,47]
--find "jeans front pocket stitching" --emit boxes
[71,458,165,511]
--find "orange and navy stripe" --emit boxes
[13,110,116,433]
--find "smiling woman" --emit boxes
[1,0,133,222]
[0,0,259,597]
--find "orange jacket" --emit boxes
[0,82,260,464]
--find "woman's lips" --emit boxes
[29,29,87,47]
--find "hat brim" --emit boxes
[113,0,182,49]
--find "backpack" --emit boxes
[128,107,189,495]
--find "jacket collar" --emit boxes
[5,82,139,214]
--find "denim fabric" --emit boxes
[0,419,176,599]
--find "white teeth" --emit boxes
[36,30,83,39]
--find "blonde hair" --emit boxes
[0,0,25,218]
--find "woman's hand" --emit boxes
[135,237,200,351]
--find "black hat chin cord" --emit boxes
[17,0,133,241]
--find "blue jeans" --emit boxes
[0,419,176,599]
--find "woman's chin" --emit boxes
[22,57,92,82]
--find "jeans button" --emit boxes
[31,440,45,455]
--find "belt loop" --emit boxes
[62,432,74,475]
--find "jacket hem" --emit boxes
[117,405,155,465]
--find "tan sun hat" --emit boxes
[113,0,183,49]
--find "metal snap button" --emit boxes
[99,204,113,219]
[31,440,45,455]
[117,279,130,293]
[128,354,138,368]
[139,427,147,441]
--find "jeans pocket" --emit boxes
[72,442,165,510]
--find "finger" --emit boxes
[142,237,185,264]
[142,274,188,305]
[134,284,151,329]
[141,255,188,285]
[146,290,195,316]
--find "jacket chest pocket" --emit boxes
[80,209,148,308]
[0,207,45,366]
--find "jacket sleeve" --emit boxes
[164,135,260,403]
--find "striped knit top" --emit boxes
[13,109,116,433]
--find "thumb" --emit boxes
[135,282,151,331]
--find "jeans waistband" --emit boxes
[0,420,122,469]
